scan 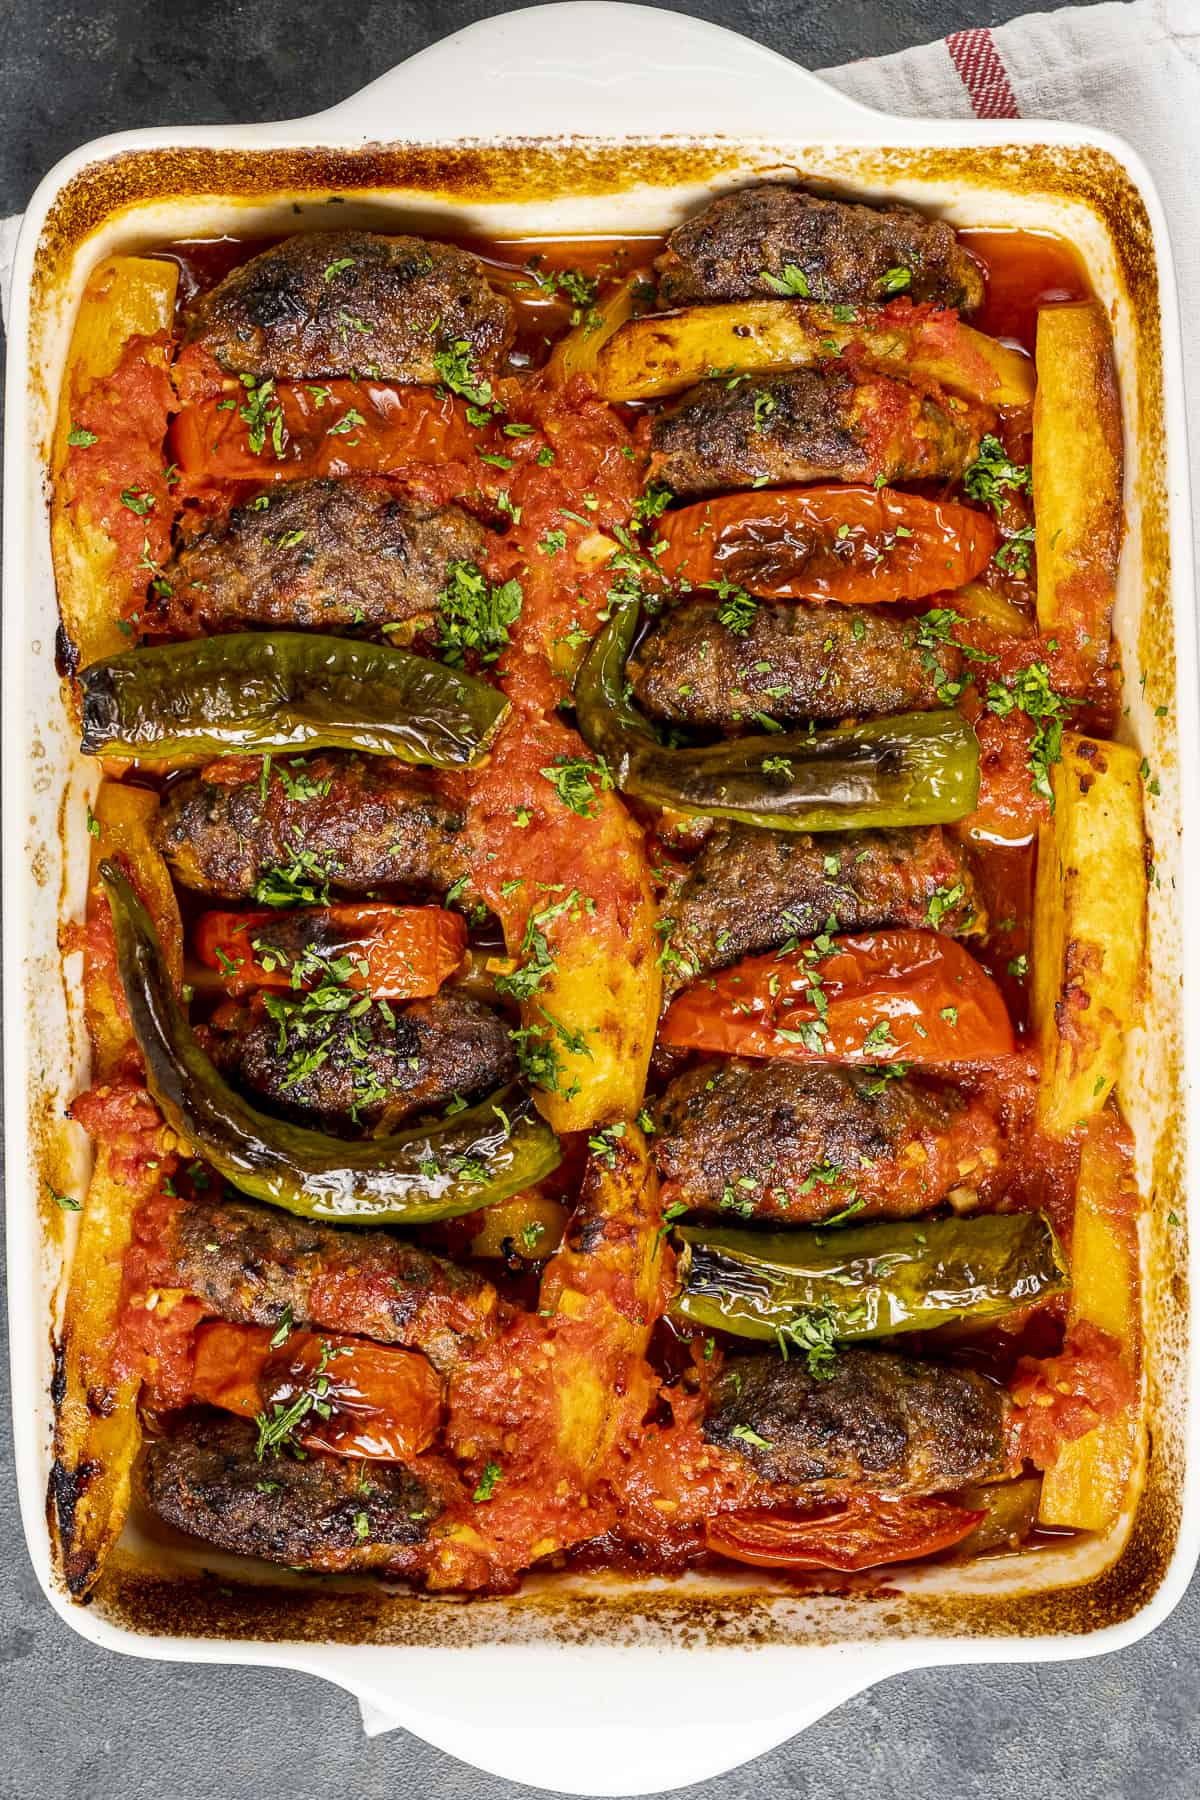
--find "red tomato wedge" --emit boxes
[171,377,481,496]
[659,928,1014,1064]
[706,1495,985,1571]
[193,903,467,1000]
[190,1321,443,1462]
[654,486,998,605]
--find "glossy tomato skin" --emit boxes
[193,903,467,1000]
[660,928,1015,1064]
[705,1494,985,1571]
[655,486,998,606]
[189,1320,444,1462]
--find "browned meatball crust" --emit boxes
[628,596,955,725]
[184,231,514,381]
[653,1060,1003,1223]
[147,478,486,640]
[655,185,985,313]
[139,1412,439,1570]
[704,1350,1010,1493]
[649,368,987,498]
[157,753,472,900]
[658,822,984,997]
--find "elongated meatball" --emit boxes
[184,231,514,381]
[705,1350,1010,1493]
[157,753,472,900]
[659,823,983,997]
[656,184,985,313]
[140,1193,499,1372]
[147,479,485,640]
[653,1060,1003,1223]
[649,368,988,498]
[214,989,516,1134]
[139,1412,440,1570]
[628,596,954,725]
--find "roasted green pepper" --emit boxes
[673,1211,1068,1343]
[100,861,559,1223]
[574,601,979,829]
[80,632,508,768]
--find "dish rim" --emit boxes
[4,5,1198,1790]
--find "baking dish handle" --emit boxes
[291,1639,916,1795]
[294,0,886,143]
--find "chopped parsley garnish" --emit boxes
[752,389,777,432]
[879,266,912,295]
[238,374,287,459]
[963,434,1033,516]
[539,753,613,818]
[251,845,333,909]
[436,561,523,668]
[761,264,812,298]
[120,487,155,517]
[433,338,494,408]
[776,1298,863,1380]
[67,424,98,448]
[254,1339,344,1459]
[730,1423,773,1449]
[323,256,356,281]
[984,660,1074,805]
[631,481,673,528]
[993,524,1036,577]
[472,1461,502,1503]
[327,408,366,437]
[47,1182,81,1213]
[925,882,966,930]
[711,579,757,636]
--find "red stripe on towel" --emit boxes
[946,28,1021,119]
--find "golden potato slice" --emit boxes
[51,255,178,670]
[546,274,643,386]
[1039,1123,1143,1532]
[1030,732,1146,1137]
[50,781,182,1598]
[594,300,1034,405]
[1033,301,1123,670]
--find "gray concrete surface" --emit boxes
[1,3,1196,1797]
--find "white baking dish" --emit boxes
[4,5,1198,1792]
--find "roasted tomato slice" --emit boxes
[193,902,467,1000]
[659,927,1014,1064]
[654,486,998,606]
[705,1494,985,1571]
[189,1321,444,1462]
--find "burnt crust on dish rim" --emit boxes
[23,134,1182,1650]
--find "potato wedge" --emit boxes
[1030,732,1146,1136]
[538,1122,664,1475]
[546,274,644,387]
[595,300,1034,406]
[1039,1122,1142,1531]
[523,821,661,1134]
[51,255,178,670]
[1033,302,1123,668]
[50,781,182,1598]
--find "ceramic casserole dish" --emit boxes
[4,6,1198,1793]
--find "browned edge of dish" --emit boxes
[23,134,1184,1650]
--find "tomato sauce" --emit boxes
[65,220,1138,1588]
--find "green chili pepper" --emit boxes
[574,602,979,829]
[99,861,559,1223]
[80,632,508,768]
[672,1211,1068,1343]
